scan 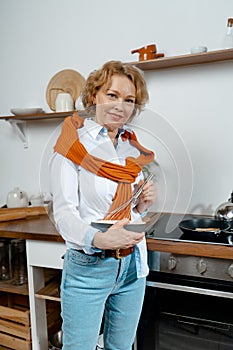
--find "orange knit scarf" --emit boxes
[54,112,154,220]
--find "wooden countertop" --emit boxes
[147,237,233,259]
[0,212,232,259]
[146,212,233,260]
[0,215,63,242]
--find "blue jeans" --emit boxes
[61,249,146,350]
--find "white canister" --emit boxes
[55,93,74,112]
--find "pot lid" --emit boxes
[46,69,85,111]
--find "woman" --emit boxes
[49,60,157,350]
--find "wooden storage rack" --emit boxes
[0,269,61,350]
[0,293,31,350]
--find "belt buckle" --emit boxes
[116,248,123,259]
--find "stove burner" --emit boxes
[146,213,233,246]
[179,232,233,245]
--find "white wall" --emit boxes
[0,0,233,215]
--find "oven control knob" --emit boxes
[228,264,233,278]
[196,259,207,274]
[168,256,177,270]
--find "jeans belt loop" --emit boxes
[100,250,106,259]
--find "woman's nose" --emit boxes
[114,99,124,111]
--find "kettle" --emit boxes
[215,191,233,226]
[7,187,29,208]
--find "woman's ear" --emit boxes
[92,95,96,105]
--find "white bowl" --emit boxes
[10,108,44,116]
[91,220,146,233]
[190,46,208,54]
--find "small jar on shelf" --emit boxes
[11,239,27,285]
[0,239,11,280]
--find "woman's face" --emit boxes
[93,74,136,132]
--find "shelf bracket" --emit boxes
[9,120,28,148]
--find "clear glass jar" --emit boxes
[0,239,11,280]
[11,239,27,285]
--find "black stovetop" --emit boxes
[146,213,233,246]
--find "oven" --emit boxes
[136,213,233,350]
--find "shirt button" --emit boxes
[100,127,108,136]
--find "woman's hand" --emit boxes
[92,218,145,250]
[135,180,157,214]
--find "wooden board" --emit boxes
[0,206,48,222]
[0,318,31,340]
[0,305,30,326]
[46,69,85,111]
[0,333,31,350]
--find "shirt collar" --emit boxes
[84,118,133,140]
[84,118,104,139]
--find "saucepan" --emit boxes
[179,218,231,244]
[49,330,63,349]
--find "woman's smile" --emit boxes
[108,110,125,121]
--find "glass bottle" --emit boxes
[222,18,233,49]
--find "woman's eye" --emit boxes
[126,99,135,104]
[107,93,116,99]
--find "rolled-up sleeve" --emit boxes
[49,153,99,252]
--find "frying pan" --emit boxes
[179,218,231,243]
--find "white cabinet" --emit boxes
[26,240,66,350]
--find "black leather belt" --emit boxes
[79,247,134,259]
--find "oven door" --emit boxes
[136,275,233,350]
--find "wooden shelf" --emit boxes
[0,110,87,122]
[129,48,233,70]
[0,268,59,298]
[0,110,87,148]
[35,279,60,302]
[35,273,61,302]
[0,111,73,122]
[0,279,28,296]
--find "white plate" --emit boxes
[91,220,146,232]
[10,108,44,116]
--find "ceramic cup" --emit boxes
[30,194,44,206]
[190,46,208,54]
[55,93,74,112]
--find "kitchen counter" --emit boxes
[1,211,232,350]
[145,212,233,260]
[0,214,63,241]
[0,212,232,259]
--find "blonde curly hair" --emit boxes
[81,60,149,121]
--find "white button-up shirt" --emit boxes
[49,118,149,277]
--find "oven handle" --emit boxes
[176,315,231,332]
[146,281,233,299]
